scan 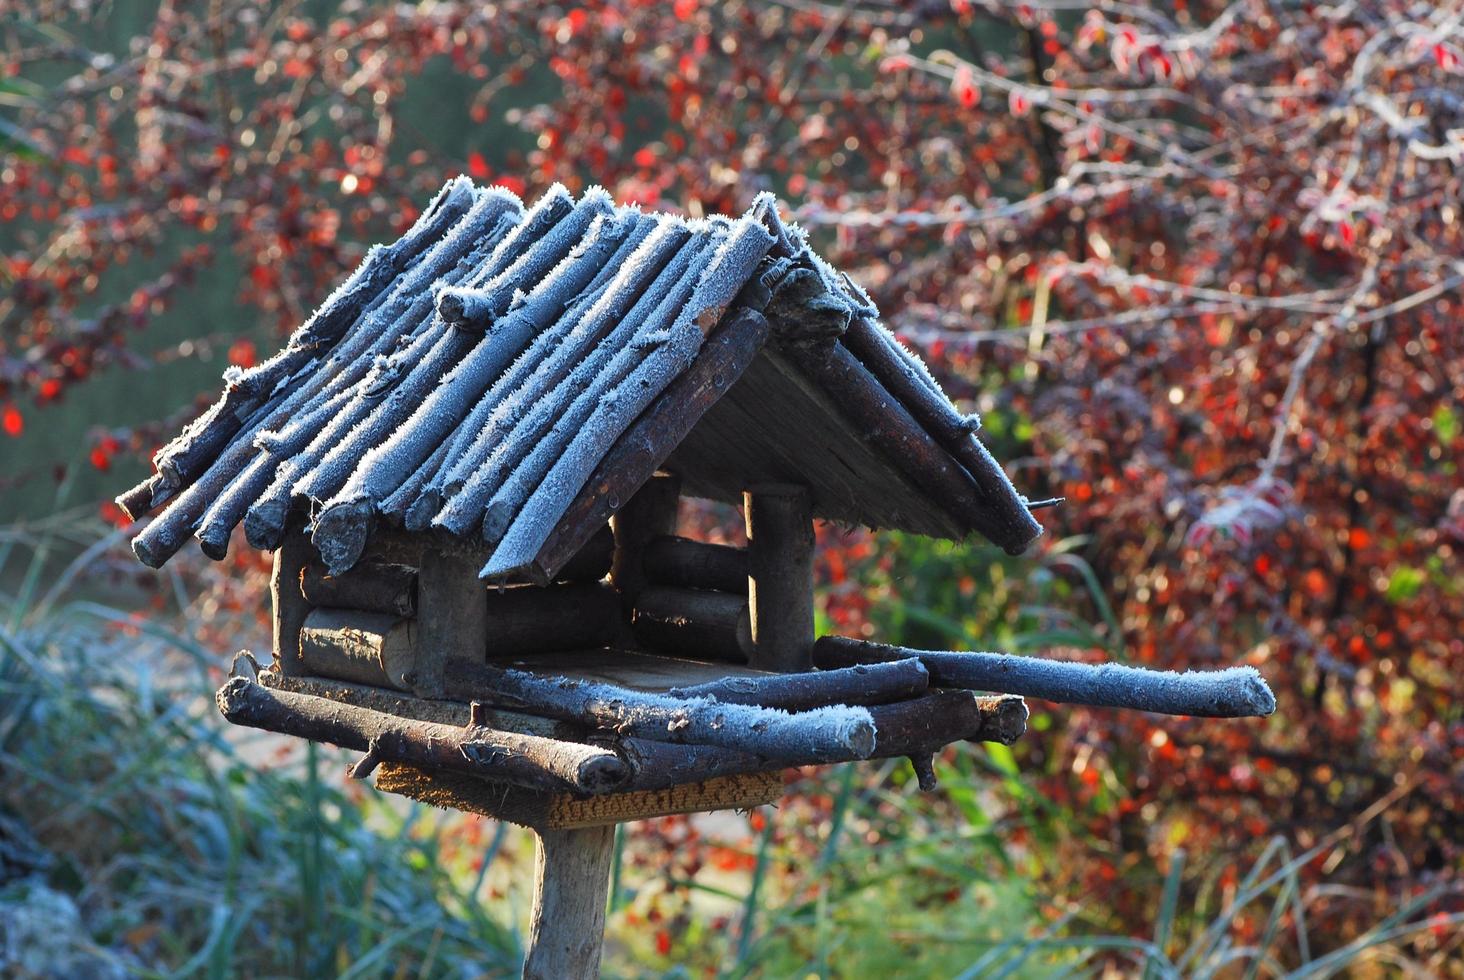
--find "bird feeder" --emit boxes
[117,179,1274,977]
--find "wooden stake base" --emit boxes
[374,762,783,830]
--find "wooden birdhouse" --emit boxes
[117,179,1274,977]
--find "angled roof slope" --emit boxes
[119,178,1041,580]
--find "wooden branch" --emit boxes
[526,307,771,584]
[815,635,1278,718]
[216,675,629,794]
[783,341,1042,555]
[524,827,616,980]
[642,535,748,594]
[365,524,613,585]
[482,582,622,658]
[269,522,314,676]
[312,197,617,572]
[841,316,974,445]
[667,658,928,709]
[631,585,753,663]
[414,549,487,699]
[610,473,681,607]
[301,561,417,617]
[476,229,714,547]
[298,608,416,690]
[744,485,816,672]
[442,660,876,764]
[260,668,579,741]
[115,472,167,522]
[866,690,1029,755]
[149,180,479,496]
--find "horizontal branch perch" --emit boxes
[866,690,1028,754]
[815,635,1277,718]
[666,659,928,710]
[442,661,876,764]
[216,674,629,794]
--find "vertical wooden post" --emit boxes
[414,548,488,699]
[610,472,681,608]
[270,521,313,676]
[523,825,616,980]
[744,484,815,673]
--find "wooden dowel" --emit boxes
[270,521,314,676]
[642,535,748,594]
[526,307,771,584]
[610,473,681,607]
[300,562,417,617]
[524,826,616,980]
[413,548,488,699]
[666,658,928,710]
[631,585,753,663]
[216,675,628,794]
[814,635,1278,718]
[744,484,815,673]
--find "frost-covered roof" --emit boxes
[119,178,1042,580]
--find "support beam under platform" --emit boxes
[525,826,616,980]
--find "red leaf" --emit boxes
[951,65,979,108]
[228,339,257,369]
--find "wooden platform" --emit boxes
[485,647,770,690]
[375,762,783,830]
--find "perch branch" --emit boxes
[815,635,1277,718]
[666,658,928,710]
[441,661,876,764]
[216,675,628,794]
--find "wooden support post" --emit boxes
[524,826,616,980]
[610,472,681,608]
[270,521,313,676]
[414,548,488,699]
[744,484,815,673]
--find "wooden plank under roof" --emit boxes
[667,347,970,539]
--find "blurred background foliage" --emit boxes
[2,0,1461,976]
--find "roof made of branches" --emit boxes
[119,178,1042,580]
